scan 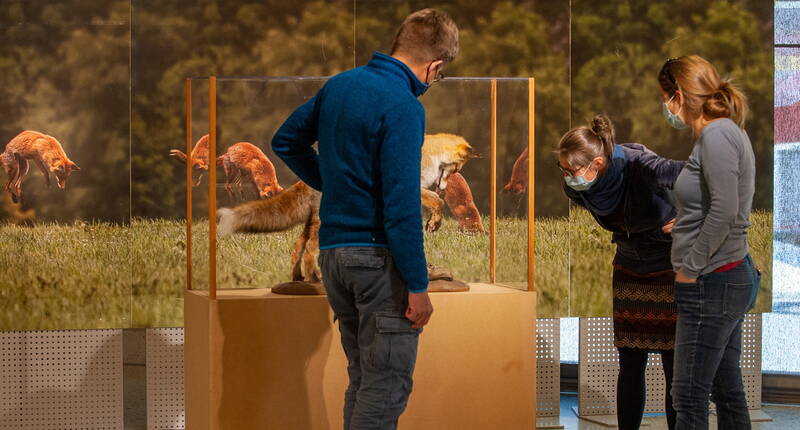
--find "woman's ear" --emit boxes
[593,156,606,170]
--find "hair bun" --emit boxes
[590,114,615,158]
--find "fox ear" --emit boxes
[70,163,80,171]
[467,149,482,159]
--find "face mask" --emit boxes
[662,95,689,130]
[564,172,597,191]
[418,82,429,96]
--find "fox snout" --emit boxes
[259,184,284,199]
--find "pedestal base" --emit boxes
[185,283,536,430]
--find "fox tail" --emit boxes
[216,181,318,237]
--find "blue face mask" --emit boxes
[564,171,597,191]
[662,95,689,130]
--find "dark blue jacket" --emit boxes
[565,143,686,272]
[272,52,429,292]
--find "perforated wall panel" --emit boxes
[578,315,763,416]
[0,330,123,429]
[536,318,560,418]
[146,328,185,430]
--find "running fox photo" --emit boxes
[1,130,80,204]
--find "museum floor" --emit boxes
[556,393,800,430]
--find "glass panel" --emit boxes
[215,78,325,290]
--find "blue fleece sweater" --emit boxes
[272,52,429,293]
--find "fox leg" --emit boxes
[421,188,445,233]
[222,159,236,202]
[2,154,19,203]
[235,170,247,201]
[13,157,29,204]
[290,222,310,282]
[302,214,322,283]
[33,158,51,188]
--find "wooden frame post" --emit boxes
[527,78,535,292]
[489,79,497,284]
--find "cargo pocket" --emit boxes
[370,312,420,374]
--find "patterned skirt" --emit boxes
[612,265,677,350]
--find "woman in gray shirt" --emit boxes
[658,55,760,430]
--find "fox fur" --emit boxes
[419,133,481,232]
[216,142,283,201]
[217,133,479,282]
[1,130,80,204]
[170,134,210,186]
[503,145,528,194]
[443,172,485,234]
[218,181,322,282]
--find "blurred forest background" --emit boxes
[0,0,774,327]
[0,0,772,223]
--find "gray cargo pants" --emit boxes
[319,246,421,430]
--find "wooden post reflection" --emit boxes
[186,79,193,291]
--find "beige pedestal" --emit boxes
[185,283,537,430]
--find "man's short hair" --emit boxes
[390,8,459,64]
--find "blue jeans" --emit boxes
[672,255,760,430]
[319,247,421,430]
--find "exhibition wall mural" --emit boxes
[568,0,774,316]
[0,0,774,330]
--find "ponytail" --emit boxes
[703,79,748,128]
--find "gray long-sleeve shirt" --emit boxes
[671,118,756,279]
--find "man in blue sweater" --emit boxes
[271,8,458,430]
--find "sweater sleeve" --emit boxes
[271,95,323,191]
[680,128,741,278]
[634,147,686,189]
[379,101,428,293]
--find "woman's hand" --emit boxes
[675,270,697,284]
[662,218,676,234]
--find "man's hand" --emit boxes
[662,218,676,234]
[406,291,433,329]
[675,269,697,284]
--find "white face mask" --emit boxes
[662,95,689,130]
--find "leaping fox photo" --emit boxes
[1,130,80,204]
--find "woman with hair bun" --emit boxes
[557,114,685,430]
[659,55,759,430]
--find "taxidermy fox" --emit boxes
[420,133,481,232]
[217,133,480,282]
[1,130,80,204]
[170,134,210,186]
[217,142,283,201]
[503,145,528,194]
[443,172,485,234]
[218,181,322,282]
